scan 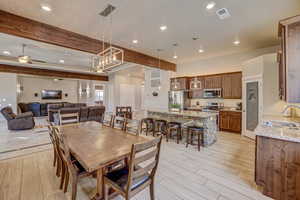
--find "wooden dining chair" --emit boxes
[48,125,63,178]
[103,113,114,127]
[59,112,79,125]
[52,127,94,200]
[112,115,126,130]
[125,119,142,136]
[103,136,162,200]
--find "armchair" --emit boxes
[1,107,35,130]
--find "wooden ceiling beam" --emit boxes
[0,10,176,71]
[0,64,109,81]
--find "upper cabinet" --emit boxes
[170,77,188,91]
[204,75,222,89]
[171,72,242,99]
[278,15,300,103]
[222,72,242,99]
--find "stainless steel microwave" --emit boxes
[203,88,222,98]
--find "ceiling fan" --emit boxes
[18,44,47,64]
[18,44,32,64]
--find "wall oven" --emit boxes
[203,88,222,98]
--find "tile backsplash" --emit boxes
[190,99,242,108]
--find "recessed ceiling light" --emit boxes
[160,25,167,31]
[41,4,52,12]
[132,40,138,44]
[173,55,178,59]
[3,50,11,55]
[59,59,65,63]
[206,2,216,10]
[198,49,204,53]
[233,40,240,45]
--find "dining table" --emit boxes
[58,121,151,200]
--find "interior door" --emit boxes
[246,82,259,132]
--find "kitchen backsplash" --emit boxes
[190,99,242,108]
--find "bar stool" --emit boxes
[166,122,182,144]
[141,118,154,136]
[153,119,168,137]
[186,126,204,151]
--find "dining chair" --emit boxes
[52,127,94,200]
[125,119,141,136]
[48,125,62,177]
[103,113,114,127]
[112,115,126,130]
[103,136,162,200]
[59,112,79,125]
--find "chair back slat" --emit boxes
[132,161,156,179]
[112,115,126,130]
[134,137,161,153]
[103,113,114,127]
[134,148,158,165]
[59,112,79,125]
[125,119,141,136]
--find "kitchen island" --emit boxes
[255,115,300,200]
[147,110,218,146]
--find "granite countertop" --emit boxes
[255,115,300,143]
[220,108,242,112]
[148,109,218,118]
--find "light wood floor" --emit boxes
[0,132,272,200]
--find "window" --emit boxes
[94,85,104,104]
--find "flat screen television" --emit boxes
[41,90,62,100]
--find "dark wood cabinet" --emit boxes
[204,75,222,89]
[170,77,188,91]
[256,136,300,200]
[222,72,242,99]
[278,16,300,103]
[219,111,241,133]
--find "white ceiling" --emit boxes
[0,0,300,63]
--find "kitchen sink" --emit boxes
[263,120,299,128]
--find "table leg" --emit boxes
[92,168,104,200]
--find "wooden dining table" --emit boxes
[58,121,151,200]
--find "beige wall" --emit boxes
[0,73,17,121]
[18,76,79,103]
[175,46,279,77]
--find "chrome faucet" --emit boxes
[282,104,300,117]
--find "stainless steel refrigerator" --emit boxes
[168,91,189,111]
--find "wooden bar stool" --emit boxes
[186,126,204,151]
[166,122,182,144]
[141,118,154,136]
[153,119,168,137]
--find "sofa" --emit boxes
[1,106,35,130]
[18,102,68,117]
[47,103,105,125]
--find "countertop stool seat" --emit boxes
[153,119,168,137]
[141,118,155,136]
[166,122,182,144]
[186,126,204,151]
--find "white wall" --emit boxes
[144,69,171,111]
[175,46,279,77]
[19,76,78,103]
[0,73,17,121]
[108,74,144,113]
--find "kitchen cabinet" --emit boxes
[219,111,242,133]
[170,77,188,91]
[222,72,242,99]
[256,136,300,200]
[278,16,300,103]
[204,75,222,89]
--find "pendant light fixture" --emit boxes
[92,4,124,73]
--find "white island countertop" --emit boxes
[255,115,300,143]
[147,109,218,118]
